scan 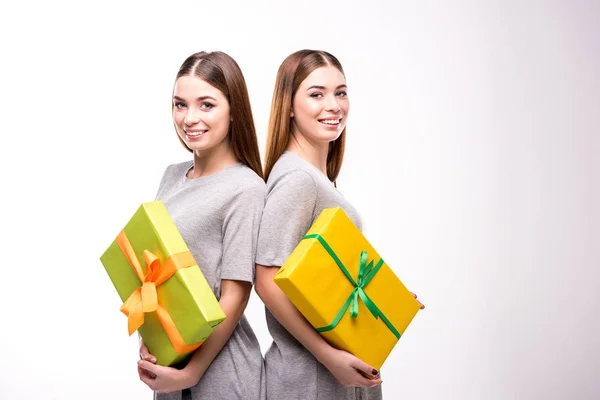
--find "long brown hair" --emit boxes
[263,50,346,182]
[173,51,263,179]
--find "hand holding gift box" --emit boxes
[274,207,422,371]
[100,201,226,366]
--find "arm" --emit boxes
[255,265,330,361]
[138,181,262,393]
[256,170,380,387]
[255,265,381,387]
[183,279,251,385]
[138,280,251,393]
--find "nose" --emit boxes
[325,94,341,113]
[184,107,201,126]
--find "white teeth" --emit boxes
[186,131,206,136]
[320,119,339,125]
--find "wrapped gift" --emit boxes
[100,201,226,366]
[274,207,421,370]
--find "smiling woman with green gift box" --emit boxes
[134,51,266,400]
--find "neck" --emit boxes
[287,129,329,178]
[189,138,239,178]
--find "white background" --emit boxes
[0,1,598,399]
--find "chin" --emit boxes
[316,131,343,143]
[190,145,211,153]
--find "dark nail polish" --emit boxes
[372,369,378,375]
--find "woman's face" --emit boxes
[172,75,231,153]
[291,66,349,144]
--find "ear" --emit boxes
[290,109,294,118]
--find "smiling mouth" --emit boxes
[318,118,341,126]
[185,130,207,138]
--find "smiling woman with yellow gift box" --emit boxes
[255,50,424,400]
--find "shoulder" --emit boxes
[156,161,191,194]
[161,160,192,179]
[228,164,266,198]
[267,154,317,192]
[267,167,317,195]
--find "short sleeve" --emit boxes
[154,164,180,201]
[220,182,266,283]
[256,169,317,267]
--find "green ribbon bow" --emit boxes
[303,234,401,339]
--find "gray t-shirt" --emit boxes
[256,151,383,400]
[154,161,266,400]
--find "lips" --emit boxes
[318,117,342,127]
[319,119,340,125]
[185,130,207,138]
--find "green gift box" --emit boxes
[100,201,226,366]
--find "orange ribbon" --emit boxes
[116,230,203,354]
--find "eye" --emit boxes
[336,90,348,98]
[310,92,323,99]
[174,102,186,109]
[200,102,214,110]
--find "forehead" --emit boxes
[300,66,346,88]
[173,75,225,99]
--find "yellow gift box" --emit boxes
[274,207,421,370]
[100,201,226,366]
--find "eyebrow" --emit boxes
[173,95,217,102]
[306,84,348,91]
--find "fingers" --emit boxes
[138,367,157,391]
[411,292,425,309]
[357,369,380,380]
[346,355,383,386]
[138,366,156,378]
[137,349,159,391]
[138,360,160,375]
[139,343,157,363]
[357,375,382,387]
[141,353,157,363]
[349,357,378,377]
[350,369,382,388]
[357,372,382,387]
[367,377,382,387]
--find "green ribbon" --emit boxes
[303,234,401,339]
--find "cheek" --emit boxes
[296,101,321,122]
[306,101,323,116]
[173,112,184,127]
[209,110,229,130]
[342,103,350,115]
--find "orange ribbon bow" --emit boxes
[116,230,203,354]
